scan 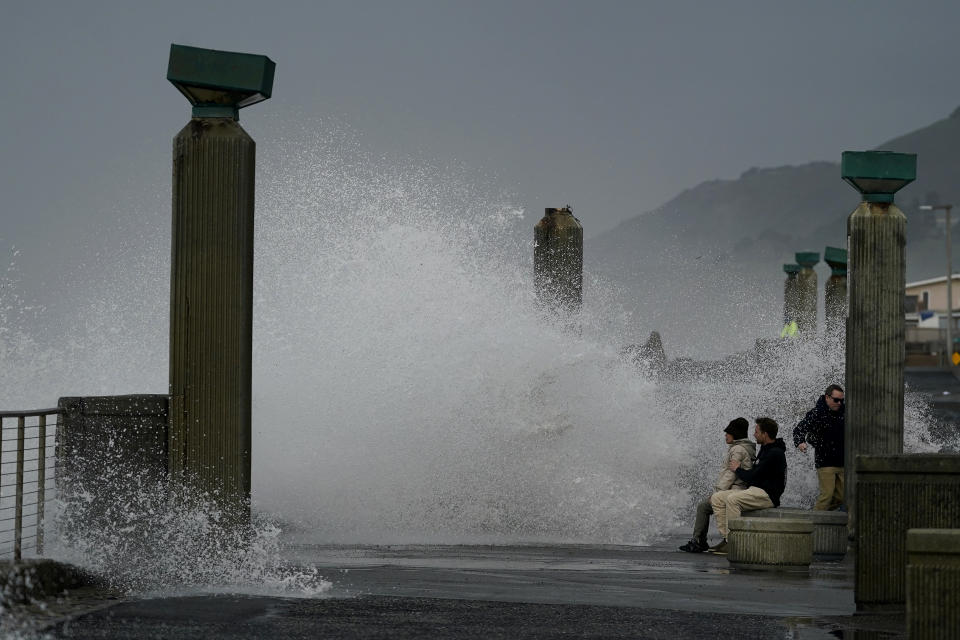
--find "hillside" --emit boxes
[590,107,960,357]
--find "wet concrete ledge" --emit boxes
[0,559,96,603]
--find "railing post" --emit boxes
[14,415,25,561]
[36,414,47,555]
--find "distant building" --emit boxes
[905,275,960,327]
[905,275,960,366]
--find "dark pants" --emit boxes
[692,498,713,544]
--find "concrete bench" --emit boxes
[741,507,848,560]
[727,517,813,572]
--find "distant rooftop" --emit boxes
[906,274,960,288]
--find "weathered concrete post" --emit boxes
[166,44,275,520]
[841,150,916,539]
[823,246,848,340]
[782,264,800,335]
[795,252,820,336]
[534,206,583,316]
[907,528,960,637]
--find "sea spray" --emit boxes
[48,473,329,597]
[0,114,953,551]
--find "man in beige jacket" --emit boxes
[679,418,757,553]
[708,417,788,555]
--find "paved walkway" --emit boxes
[12,539,906,639]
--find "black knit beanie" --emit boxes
[724,417,749,440]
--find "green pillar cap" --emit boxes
[167,44,276,120]
[824,246,847,275]
[841,150,916,203]
[783,263,801,275]
[795,252,820,268]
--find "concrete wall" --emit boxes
[907,529,960,639]
[856,454,960,611]
[57,395,169,531]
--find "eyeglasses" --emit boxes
[828,396,844,403]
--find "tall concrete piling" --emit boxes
[166,44,275,520]
[795,252,820,336]
[824,246,848,339]
[782,264,800,335]
[841,150,916,541]
[534,206,583,316]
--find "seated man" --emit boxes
[679,418,756,553]
[707,417,787,555]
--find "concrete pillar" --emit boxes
[795,252,819,336]
[856,455,960,611]
[782,264,800,328]
[824,246,848,339]
[841,150,916,540]
[169,119,254,517]
[166,44,275,520]
[907,529,960,639]
[534,206,583,316]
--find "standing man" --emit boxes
[793,384,845,511]
[678,418,757,553]
[708,417,787,554]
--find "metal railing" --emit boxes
[0,408,59,561]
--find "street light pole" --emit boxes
[920,203,954,366]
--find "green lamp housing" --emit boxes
[167,44,276,120]
[841,151,916,203]
[783,264,801,275]
[824,246,847,275]
[795,252,820,269]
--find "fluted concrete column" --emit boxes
[169,118,255,518]
[824,246,848,339]
[795,252,820,336]
[166,44,274,522]
[841,150,916,540]
[846,199,905,535]
[782,264,800,328]
[534,206,583,315]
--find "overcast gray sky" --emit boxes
[3,0,960,294]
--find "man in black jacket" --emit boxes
[708,417,787,554]
[793,384,845,511]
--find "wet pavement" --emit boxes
[12,538,906,639]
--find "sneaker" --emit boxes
[707,540,728,555]
[678,539,708,553]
